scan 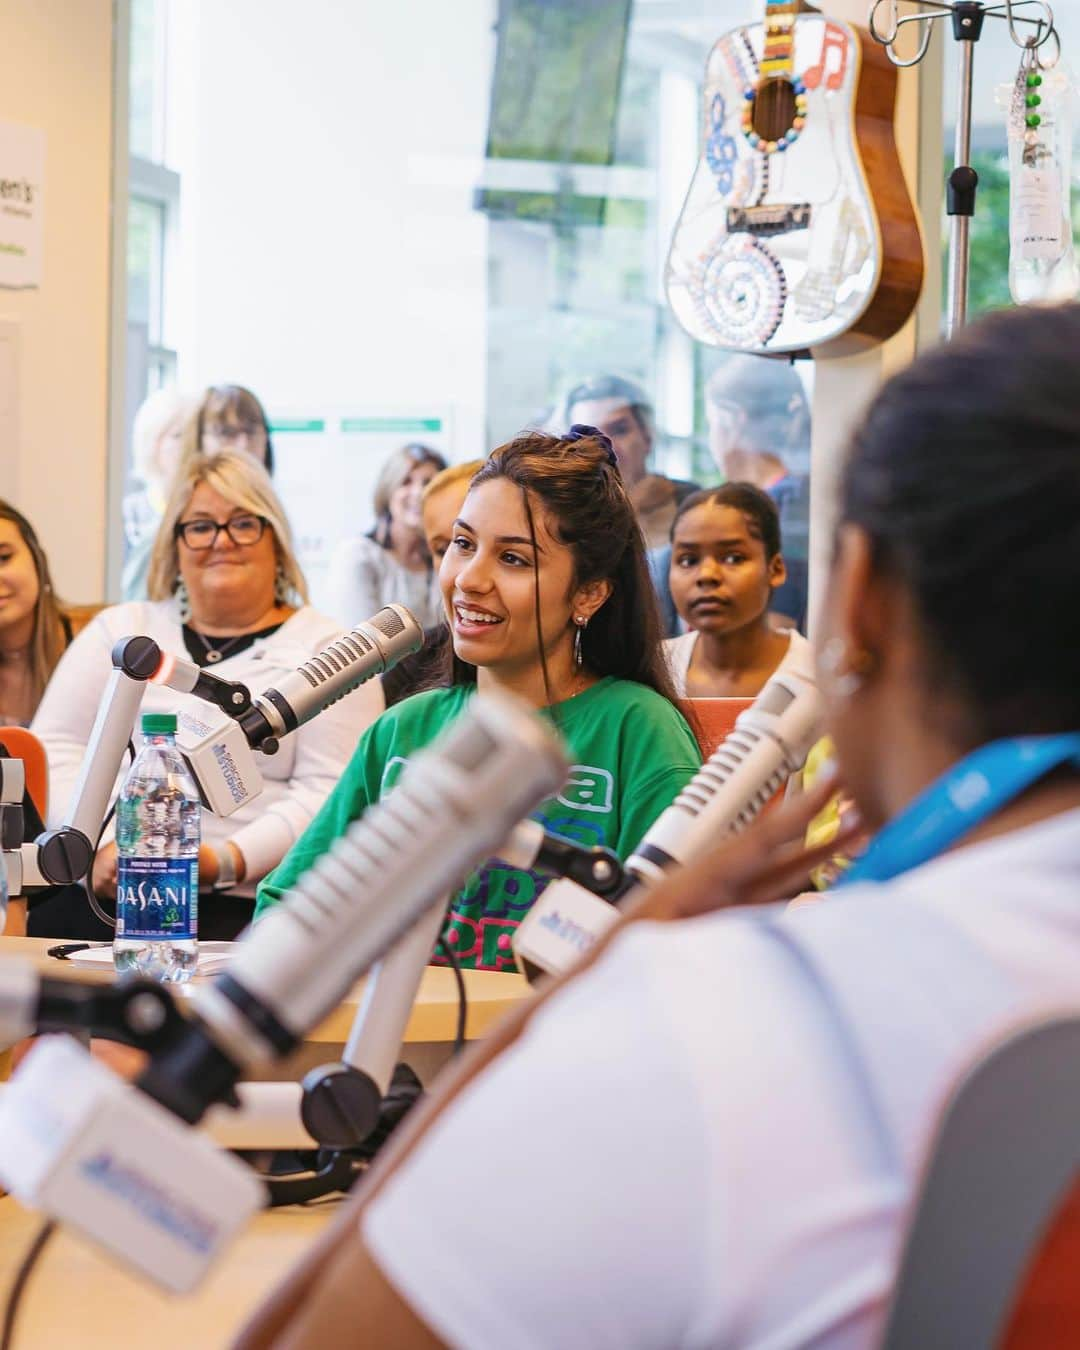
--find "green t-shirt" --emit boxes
[254,678,701,970]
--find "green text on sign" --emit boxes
[268,419,326,433]
[339,417,443,434]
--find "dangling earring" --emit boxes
[274,564,290,605]
[175,578,191,623]
[819,637,875,698]
[573,615,587,668]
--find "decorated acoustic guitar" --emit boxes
[665,0,924,356]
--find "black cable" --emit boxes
[436,935,468,1056]
[0,1219,55,1350]
[80,739,136,932]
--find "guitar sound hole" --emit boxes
[751,77,797,143]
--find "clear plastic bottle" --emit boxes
[114,712,200,983]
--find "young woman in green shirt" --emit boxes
[255,427,702,970]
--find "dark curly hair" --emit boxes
[670,483,783,559]
[446,429,678,707]
[841,302,1080,744]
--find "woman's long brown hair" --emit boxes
[444,430,680,708]
[0,500,68,713]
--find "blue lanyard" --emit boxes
[839,734,1080,888]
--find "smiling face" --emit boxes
[176,482,278,625]
[439,477,606,691]
[669,501,784,637]
[390,461,440,534]
[0,518,41,648]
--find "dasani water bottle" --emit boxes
[114,712,200,982]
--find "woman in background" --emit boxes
[381,459,485,709]
[122,387,200,600]
[664,484,810,698]
[256,428,701,971]
[182,384,274,472]
[0,500,70,727]
[326,443,447,629]
[32,450,383,939]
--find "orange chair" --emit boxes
[677,697,754,760]
[882,1014,1080,1349]
[0,726,49,938]
[0,726,48,824]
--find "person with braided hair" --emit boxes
[254,426,701,970]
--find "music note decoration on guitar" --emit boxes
[665,2,924,356]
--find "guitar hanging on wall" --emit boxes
[665,0,924,356]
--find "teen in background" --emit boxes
[255,427,701,971]
[122,388,200,600]
[664,483,811,698]
[31,450,383,940]
[326,443,448,631]
[237,302,1080,1350]
[0,500,70,727]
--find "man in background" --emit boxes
[564,374,697,550]
[704,355,810,629]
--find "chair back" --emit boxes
[0,726,48,823]
[677,697,754,759]
[881,1014,1080,1349]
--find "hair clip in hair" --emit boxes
[565,424,619,471]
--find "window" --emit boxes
[127,0,179,400]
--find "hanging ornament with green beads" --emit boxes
[1003,42,1078,304]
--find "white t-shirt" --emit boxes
[663,626,812,697]
[364,807,1080,1349]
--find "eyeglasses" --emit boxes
[174,514,269,550]
[203,421,264,442]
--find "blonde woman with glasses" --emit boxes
[31,450,383,940]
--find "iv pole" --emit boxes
[867,0,1059,335]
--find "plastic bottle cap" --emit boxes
[141,713,178,735]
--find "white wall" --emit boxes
[0,0,115,602]
[170,0,495,465]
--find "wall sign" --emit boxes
[0,121,46,290]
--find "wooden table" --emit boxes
[0,1192,338,1349]
[0,936,531,1047]
[0,937,532,1343]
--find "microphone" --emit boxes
[623,659,821,888]
[35,608,425,882]
[0,690,568,1290]
[513,653,823,977]
[174,604,424,817]
[239,604,422,752]
[139,688,567,1122]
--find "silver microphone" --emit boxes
[140,689,569,1122]
[625,661,821,890]
[238,604,423,751]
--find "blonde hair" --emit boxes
[421,459,485,504]
[146,450,308,605]
[370,443,447,545]
[132,388,200,488]
[0,500,68,712]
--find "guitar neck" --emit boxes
[762,1,799,80]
